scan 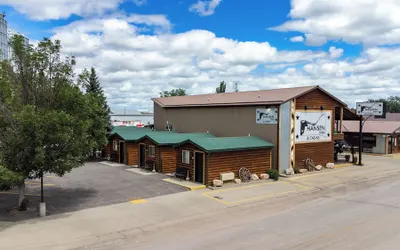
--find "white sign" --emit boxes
[256,108,278,124]
[356,102,384,116]
[295,111,332,143]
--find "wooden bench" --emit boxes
[173,167,188,180]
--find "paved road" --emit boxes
[84,172,400,250]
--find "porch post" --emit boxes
[340,107,344,133]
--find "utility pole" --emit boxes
[358,115,363,166]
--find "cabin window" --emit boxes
[113,141,118,151]
[182,150,190,164]
[149,145,155,157]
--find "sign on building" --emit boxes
[295,111,332,143]
[256,108,278,124]
[356,102,384,116]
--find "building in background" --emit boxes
[0,13,8,61]
[0,13,29,61]
[111,109,154,127]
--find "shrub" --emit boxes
[266,169,279,181]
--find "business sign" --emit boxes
[356,102,383,116]
[295,111,332,143]
[256,108,278,124]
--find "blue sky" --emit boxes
[2,0,400,110]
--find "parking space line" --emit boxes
[201,194,230,205]
[26,182,56,187]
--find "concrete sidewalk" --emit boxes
[0,191,226,250]
[1,154,399,250]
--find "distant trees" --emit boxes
[216,81,226,93]
[368,96,400,113]
[0,35,109,208]
[160,88,187,97]
[233,82,239,92]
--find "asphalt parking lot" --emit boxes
[0,162,186,222]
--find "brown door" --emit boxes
[194,152,204,184]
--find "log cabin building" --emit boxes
[135,132,215,173]
[175,136,274,185]
[153,85,359,174]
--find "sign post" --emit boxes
[355,102,384,166]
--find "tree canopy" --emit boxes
[368,96,400,113]
[0,35,109,206]
[160,88,187,97]
[216,81,226,93]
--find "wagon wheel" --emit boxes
[304,158,315,171]
[239,167,252,182]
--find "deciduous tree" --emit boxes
[160,88,187,97]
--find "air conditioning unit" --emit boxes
[166,124,173,131]
[220,172,235,182]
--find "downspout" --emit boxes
[276,105,280,172]
[158,146,162,173]
[206,152,210,187]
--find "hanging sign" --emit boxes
[295,111,332,143]
[256,108,278,124]
[356,102,383,116]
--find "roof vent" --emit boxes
[208,98,210,101]
[258,95,260,98]
[248,134,251,136]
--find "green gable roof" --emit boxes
[110,127,153,141]
[182,136,274,152]
[142,132,215,145]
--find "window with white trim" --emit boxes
[113,141,118,151]
[149,145,155,157]
[182,150,190,164]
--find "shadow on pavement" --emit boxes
[0,187,97,223]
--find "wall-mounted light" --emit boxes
[320,106,324,110]
[304,106,308,110]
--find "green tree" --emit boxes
[216,81,226,93]
[160,88,187,97]
[0,35,94,207]
[79,67,111,159]
[368,96,400,113]
[0,166,24,191]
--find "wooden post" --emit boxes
[340,107,344,133]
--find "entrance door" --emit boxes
[139,144,146,167]
[119,142,125,163]
[194,152,204,184]
[388,136,393,154]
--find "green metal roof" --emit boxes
[143,132,215,145]
[110,127,153,141]
[182,136,274,152]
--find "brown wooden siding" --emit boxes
[175,143,198,180]
[295,89,338,168]
[126,143,139,166]
[392,134,400,153]
[208,148,272,186]
[136,138,160,171]
[160,147,177,174]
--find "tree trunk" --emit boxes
[18,181,25,207]
[93,149,96,161]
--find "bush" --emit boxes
[266,169,279,181]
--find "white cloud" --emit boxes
[329,46,344,58]
[189,0,222,16]
[50,16,400,111]
[290,36,304,42]
[270,0,400,46]
[132,0,147,6]
[305,33,327,46]
[1,0,123,20]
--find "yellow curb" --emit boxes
[163,178,206,191]
[130,199,147,204]
[334,163,354,169]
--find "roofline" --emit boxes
[152,85,348,108]
[173,139,274,153]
